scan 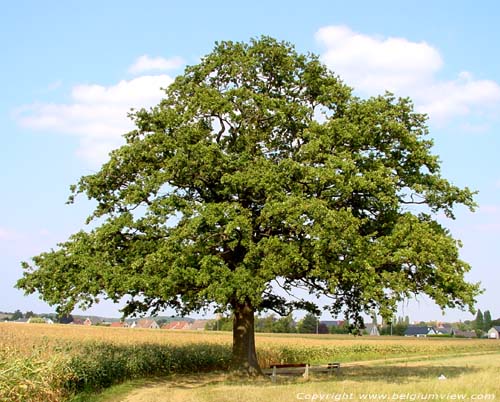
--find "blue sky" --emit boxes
[1,1,499,322]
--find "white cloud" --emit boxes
[15,74,174,167]
[316,25,500,124]
[129,55,184,74]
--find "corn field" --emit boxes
[1,323,499,401]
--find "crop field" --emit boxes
[1,323,499,402]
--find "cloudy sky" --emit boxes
[1,1,499,322]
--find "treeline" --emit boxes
[205,313,352,334]
[472,309,496,335]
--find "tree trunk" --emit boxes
[231,300,263,375]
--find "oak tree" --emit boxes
[18,37,480,374]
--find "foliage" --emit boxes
[271,314,296,333]
[379,316,410,336]
[0,347,74,402]
[28,317,46,324]
[17,37,481,370]
[483,310,492,331]
[474,310,484,336]
[254,314,297,333]
[58,314,74,324]
[10,310,23,321]
[205,316,233,331]
[297,313,319,334]
[329,323,351,334]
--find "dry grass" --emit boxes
[119,353,500,402]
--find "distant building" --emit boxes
[83,317,101,326]
[162,321,192,330]
[436,325,454,336]
[0,313,12,321]
[13,318,29,323]
[71,318,84,325]
[110,321,129,328]
[453,329,476,338]
[364,323,380,336]
[404,326,437,337]
[131,319,159,329]
[190,320,209,330]
[487,326,500,339]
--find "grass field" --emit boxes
[1,323,499,402]
[109,353,500,402]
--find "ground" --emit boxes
[94,351,500,402]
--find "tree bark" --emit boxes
[231,300,263,375]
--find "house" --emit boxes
[132,319,160,329]
[363,323,380,336]
[162,321,192,330]
[487,326,500,339]
[190,320,209,330]
[71,318,84,325]
[404,326,437,337]
[436,325,454,336]
[110,321,129,328]
[0,313,12,321]
[83,318,95,326]
[454,329,476,338]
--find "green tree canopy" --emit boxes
[297,313,319,334]
[483,310,492,331]
[475,309,484,332]
[10,309,23,321]
[272,314,295,333]
[17,37,480,374]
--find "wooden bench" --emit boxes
[266,362,340,381]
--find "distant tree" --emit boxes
[255,314,276,333]
[272,314,295,333]
[329,322,350,334]
[28,317,46,324]
[205,316,233,331]
[57,313,74,324]
[155,318,170,326]
[318,323,329,334]
[381,316,409,336]
[483,310,492,331]
[475,310,484,332]
[11,310,23,321]
[298,313,318,334]
[24,311,35,319]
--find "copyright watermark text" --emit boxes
[296,392,496,401]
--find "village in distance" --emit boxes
[2,308,500,339]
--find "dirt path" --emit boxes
[119,373,247,402]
